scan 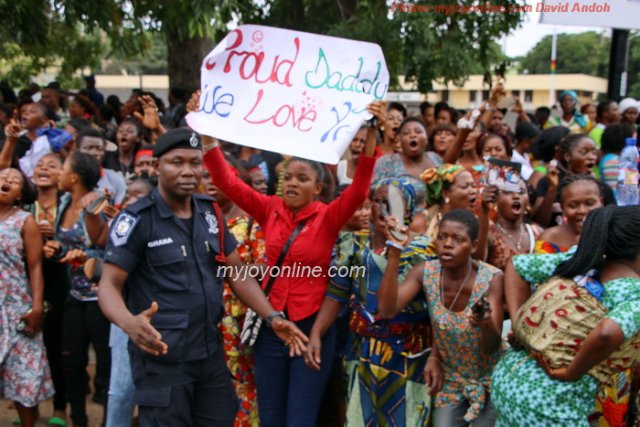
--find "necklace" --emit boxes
[0,206,17,223]
[495,221,526,252]
[438,262,473,330]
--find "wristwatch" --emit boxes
[266,311,286,328]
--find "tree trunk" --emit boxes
[166,32,212,95]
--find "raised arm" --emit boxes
[202,136,270,225]
[376,244,424,319]
[0,118,20,170]
[324,101,382,230]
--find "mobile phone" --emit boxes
[387,185,407,242]
[471,287,491,318]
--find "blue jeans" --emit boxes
[105,324,135,427]
[253,315,336,427]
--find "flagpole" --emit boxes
[550,28,557,108]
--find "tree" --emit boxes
[518,31,609,77]
[518,31,640,98]
[262,0,522,92]
[0,0,523,94]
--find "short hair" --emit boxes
[76,128,106,149]
[428,123,457,150]
[12,168,36,205]
[515,122,540,144]
[398,116,428,136]
[558,174,604,206]
[440,208,479,240]
[68,151,101,190]
[419,101,433,115]
[557,134,593,168]
[476,132,513,158]
[288,157,326,184]
[67,117,93,133]
[601,123,634,155]
[388,102,407,118]
[532,126,570,162]
[596,99,616,120]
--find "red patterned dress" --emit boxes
[220,216,266,426]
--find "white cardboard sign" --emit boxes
[186,25,389,164]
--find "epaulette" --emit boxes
[125,195,156,214]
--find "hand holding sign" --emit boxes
[186,25,389,164]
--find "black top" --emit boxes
[104,188,237,362]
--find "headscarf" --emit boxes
[559,90,587,128]
[420,163,465,207]
[372,177,416,226]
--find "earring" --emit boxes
[444,197,450,204]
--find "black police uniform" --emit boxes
[104,187,239,426]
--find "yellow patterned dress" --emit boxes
[220,216,266,426]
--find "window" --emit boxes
[525,90,533,103]
[482,90,490,101]
[441,90,449,102]
[469,91,476,103]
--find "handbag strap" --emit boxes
[263,220,306,297]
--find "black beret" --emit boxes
[153,128,202,158]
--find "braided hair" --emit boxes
[555,206,640,278]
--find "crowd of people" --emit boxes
[0,76,639,427]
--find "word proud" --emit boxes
[217,262,366,282]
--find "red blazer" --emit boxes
[204,147,375,321]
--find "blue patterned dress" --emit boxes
[491,252,640,426]
[327,231,434,427]
[0,209,54,406]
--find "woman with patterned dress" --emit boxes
[204,166,265,426]
[477,179,542,271]
[378,209,504,427]
[372,117,435,213]
[492,206,640,426]
[534,175,604,254]
[307,178,433,426]
[0,168,54,427]
[414,164,477,240]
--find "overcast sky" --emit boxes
[502,0,608,57]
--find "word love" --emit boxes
[205,29,300,87]
[244,89,317,132]
[304,49,387,100]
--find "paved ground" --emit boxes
[0,364,110,427]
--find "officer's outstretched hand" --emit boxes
[124,302,169,357]
[271,318,309,357]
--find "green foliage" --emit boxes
[101,33,168,75]
[0,0,523,94]
[629,34,640,97]
[518,31,609,77]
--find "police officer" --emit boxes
[98,128,307,426]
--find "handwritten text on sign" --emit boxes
[186,25,389,164]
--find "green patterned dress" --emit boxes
[491,252,640,426]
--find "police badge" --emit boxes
[204,211,219,235]
[190,132,199,147]
[110,212,140,247]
